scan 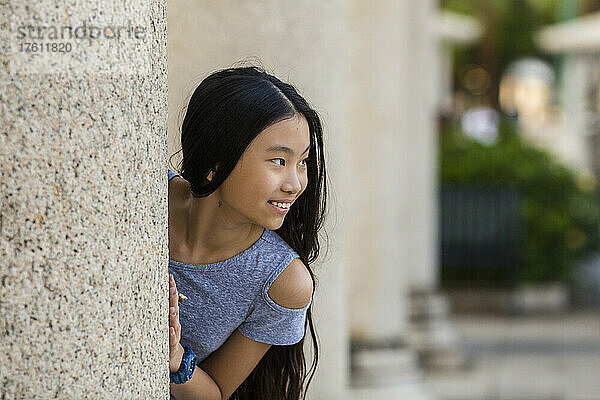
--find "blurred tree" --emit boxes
[440,0,600,108]
[439,119,600,283]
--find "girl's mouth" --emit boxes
[267,201,291,214]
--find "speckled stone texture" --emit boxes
[0,1,169,398]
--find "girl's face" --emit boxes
[216,113,310,230]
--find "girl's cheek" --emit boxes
[301,175,309,190]
[261,174,279,187]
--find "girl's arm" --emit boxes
[170,329,272,400]
[169,364,224,400]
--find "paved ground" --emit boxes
[423,308,600,400]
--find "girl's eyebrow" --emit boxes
[266,144,310,156]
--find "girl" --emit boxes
[167,65,328,400]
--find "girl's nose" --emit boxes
[282,172,302,194]
[282,182,300,194]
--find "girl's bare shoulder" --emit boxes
[168,175,190,254]
[168,173,191,203]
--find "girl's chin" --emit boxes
[263,218,285,231]
[267,221,284,230]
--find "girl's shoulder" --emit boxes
[256,230,302,275]
[168,168,186,187]
[260,229,295,253]
[168,168,191,258]
[168,168,191,204]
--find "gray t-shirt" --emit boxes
[168,168,311,367]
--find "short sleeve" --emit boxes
[238,252,312,346]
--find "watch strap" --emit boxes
[170,344,198,384]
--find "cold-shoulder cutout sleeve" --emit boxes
[238,252,312,345]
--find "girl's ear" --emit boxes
[206,163,220,182]
[206,169,216,182]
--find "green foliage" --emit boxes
[442,0,562,23]
[440,120,600,283]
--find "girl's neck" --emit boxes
[184,194,264,262]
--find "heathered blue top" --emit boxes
[167,168,312,367]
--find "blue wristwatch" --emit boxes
[170,344,198,384]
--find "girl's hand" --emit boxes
[169,273,185,373]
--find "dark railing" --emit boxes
[440,184,523,287]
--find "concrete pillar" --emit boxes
[167,1,349,399]
[403,0,470,371]
[402,0,439,296]
[1,1,169,397]
[346,0,407,343]
[345,1,436,398]
[557,55,593,172]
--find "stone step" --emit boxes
[348,382,439,400]
[409,293,452,320]
[441,284,570,315]
[350,346,422,388]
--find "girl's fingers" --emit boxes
[170,287,180,320]
[169,311,181,350]
[168,274,181,350]
[169,276,179,308]
[169,275,179,313]
[170,307,180,331]
[169,326,176,347]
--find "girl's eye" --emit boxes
[271,158,309,167]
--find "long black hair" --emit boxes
[169,65,328,399]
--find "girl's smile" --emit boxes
[267,201,292,214]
